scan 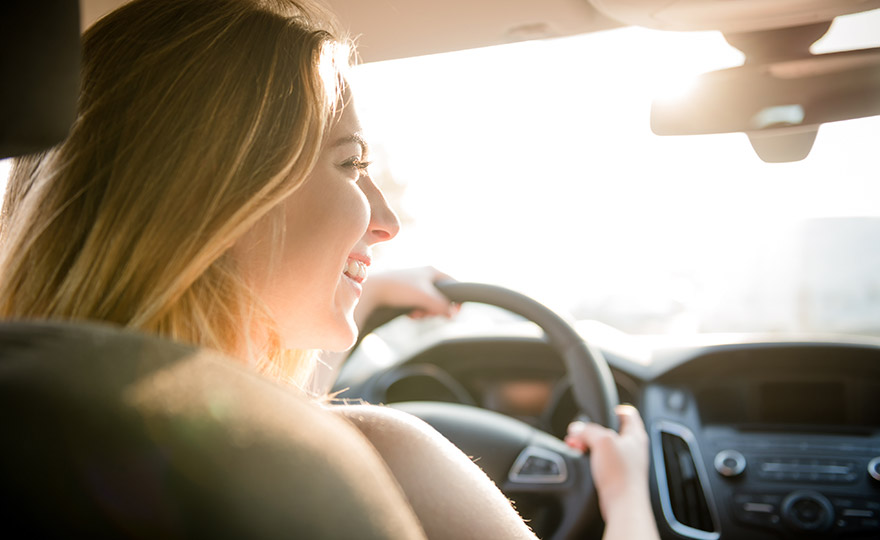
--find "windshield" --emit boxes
[350,9,880,337]
[1,10,877,338]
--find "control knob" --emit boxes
[868,456,880,482]
[714,449,746,478]
[781,491,834,533]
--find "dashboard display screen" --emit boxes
[698,381,848,426]
[759,382,846,425]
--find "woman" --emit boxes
[0,0,658,538]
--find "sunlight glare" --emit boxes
[812,8,880,53]
[347,14,880,334]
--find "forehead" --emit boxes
[330,98,362,138]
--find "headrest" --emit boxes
[0,0,81,159]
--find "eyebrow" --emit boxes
[331,133,369,155]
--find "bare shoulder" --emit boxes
[331,403,472,468]
[332,403,450,444]
[331,402,423,425]
[329,403,537,540]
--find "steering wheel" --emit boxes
[351,281,620,540]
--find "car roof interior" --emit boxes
[76,0,880,163]
[77,0,880,63]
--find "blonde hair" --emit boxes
[0,0,352,391]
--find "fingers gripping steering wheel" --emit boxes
[355,281,620,540]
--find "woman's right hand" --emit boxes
[353,266,459,327]
[565,405,660,540]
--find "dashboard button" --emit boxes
[508,446,567,484]
[520,456,560,476]
[666,390,686,412]
[733,494,781,530]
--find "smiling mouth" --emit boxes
[343,258,368,283]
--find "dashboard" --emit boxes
[334,323,880,539]
[644,342,880,540]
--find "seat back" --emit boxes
[0,3,425,536]
[0,321,426,538]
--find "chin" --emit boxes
[278,314,357,352]
[322,319,359,353]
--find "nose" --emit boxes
[363,176,400,244]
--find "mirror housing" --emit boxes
[651,47,880,162]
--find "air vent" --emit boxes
[652,421,720,540]
[662,432,714,530]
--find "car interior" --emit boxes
[2,0,880,539]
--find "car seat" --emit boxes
[0,2,426,537]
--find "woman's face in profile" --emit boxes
[233,98,399,351]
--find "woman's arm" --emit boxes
[337,403,659,540]
[323,270,658,539]
[334,404,538,540]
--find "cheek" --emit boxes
[276,178,370,292]
[231,197,320,301]
[306,179,371,249]
[339,189,371,240]
[229,170,371,349]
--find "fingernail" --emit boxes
[567,421,586,435]
[616,404,635,415]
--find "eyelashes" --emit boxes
[353,159,373,172]
[342,157,373,176]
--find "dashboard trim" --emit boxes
[651,420,721,540]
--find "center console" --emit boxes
[702,427,880,538]
[645,382,880,540]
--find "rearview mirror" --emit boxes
[651,47,880,162]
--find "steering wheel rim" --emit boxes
[433,281,620,430]
[357,281,619,428]
[350,281,620,539]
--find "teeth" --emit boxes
[343,259,367,282]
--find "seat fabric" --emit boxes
[0,321,426,539]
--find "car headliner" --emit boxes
[81,0,880,63]
[81,0,620,62]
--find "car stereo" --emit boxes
[704,427,880,538]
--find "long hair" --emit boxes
[0,0,352,391]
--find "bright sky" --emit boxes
[347,9,880,333]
